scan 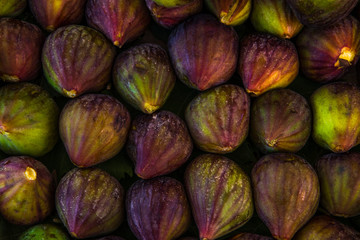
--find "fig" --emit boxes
[126,177,191,240]
[205,0,251,26]
[250,89,311,153]
[251,153,320,240]
[310,82,360,153]
[251,0,303,39]
[153,0,192,8]
[0,83,59,157]
[113,43,176,114]
[59,94,131,168]
[42,25,116,98]
[0,156,55,225]
[19,224,69,240]
[296,16,360,83]
[238,33,299,96]
[56,168,124,239]
[228,233,273,240]
[185,84,250,154]
[29,0,87,31]
[0,0,26,17]
[85,0,151,48]
[168,14,239,91]
[0,18,44,82]
[127,110,193,179]
[184,154,254,240]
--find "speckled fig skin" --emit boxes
[184,154,254,240]
[113,43,175,114]
[42,25,116,98]
[250,89,311,153]
[228,233,273,240]
[0,18,44,82]
[185,84,250,154]
[251,0,303,39]
[126,177,191,240]
[56,168,124,239]
[296,16,360,83]
[59,94,131,168]
[168,14,239,91]
[0,83,59,157]
[316,152,360,217]
[0,0,26,17]
[86,0,151,48]
[19,224,69,240]
[251,153,320,240]
[310,82,360,153]
[238,33,299,97]
[29,0,87,32]
[127,110,193,179]
[0,156,55,225]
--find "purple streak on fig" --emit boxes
[228,233,273,240]
[126,177,191,240]
[251,153,320,240]
[56,168,124,239]
[0,0,26,17]
[168,14,239,91]
[127,110,193,179]
[0,18,44,82]
[0,156,55,225]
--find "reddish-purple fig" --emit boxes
[0,0,26,17]
[228,233,273,240]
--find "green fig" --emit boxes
[0,0,26,17]
[153,0,192,8]
[19,224,69,240]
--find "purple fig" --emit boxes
[59,94,131,168]
[0,18,44,82]
[19,224,70,240]
[184,154,254,240]
[0,156,55,225]
[56,168,124,239]
[168,14,239,91]
[0,0,26,17]
[127,110,193,179]
[42,25,116,98]
[126,177,191,240]
[228,233,273,240]
[251,153,320,240]
[185,84,250,154]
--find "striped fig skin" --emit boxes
[168,14,239,91]
[113,43,176,114]
[184,154,254,240]
[0,0,26,17]
[126,177,191,240]
[238,33,299,97]
[310,82,360,153]
[153,0,192,8]
[85,0,151,48]
[0,83,59,157]
[19,224,70,240]
[296,16,360,83]
[59,94,131,168]
[0,18,44,82]
[185,84,250,154]
[250,89,311,153]
[316,153,360,217]
[29,0,87,32]
[56,168,124,239]
[228,233,273,240]
[205,0,251,26]
[127,110,193,179]
[0,156,55,225]
[251,153,320,240]
[42,25,116,98]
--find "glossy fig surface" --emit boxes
[228,233,273,240]
[19,224,69,240]
[0,0,26,17]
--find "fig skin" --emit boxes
[153,0,192,8]
[251,153,320,240]
[0,0,26,17]
[184,154,254,240]
[126,177,191,240]
[113,43,176,114]
[310,82,360,153]
[185,84,250,154]
[250,89,311,153]
[316,152,360,217]
[0,83,59,157]
[0,156,55,225]
[238,33,299,97]
[19,224,69,240]
[296,16,360,83]
[228,233,273,240]
[0,18,44,82]
[168,14,239,91]
[56,168,124,239]
[59,94,131,168]
[85,0,151,48]
[42,25,116,98]
[29,0,87,32]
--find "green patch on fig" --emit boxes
[19,224,69,240]
[0,0,26,17]
[153,0,192,8]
